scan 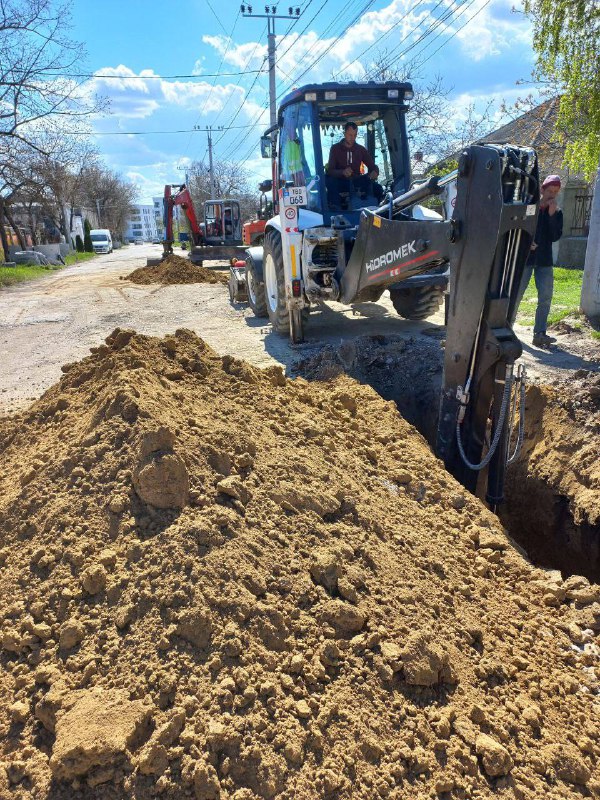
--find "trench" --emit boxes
[295,333,600,582]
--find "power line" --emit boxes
[413,0,494,69]
[211,22,268,128]
[274,0,330,64]
[181,9,244,161]
[63,125,256,136]
[218,0,347,161]
[197,9,242,120]
[276,0,377,100]
[331,0,446,79]
[37,69,265,80]
[363,0,474,79]
[212,55,269,154]
[206,0,229,34]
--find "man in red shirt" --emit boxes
[326,121,384,210]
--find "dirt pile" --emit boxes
[125,255,227,286]
[0,329,599,800]
[294,333,443,444]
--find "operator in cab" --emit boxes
[326,121,384,210]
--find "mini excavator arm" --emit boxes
[339,143,539,506]
[162,184,205,257]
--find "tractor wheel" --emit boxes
[362,287,385,302]
[389,284,445,320]
[263,229,308,336]
[228,273,236,303]
[245,258,267,317]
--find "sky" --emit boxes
[68,0,537,203]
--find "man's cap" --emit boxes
[542,174,561,189]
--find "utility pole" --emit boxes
[240,5,302,133]
[581,164,600,320]
[95,199,102,227]
[208,127,216,199]
[193,125,222,199]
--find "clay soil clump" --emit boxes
[125,255,227,286]
[0,328,599,799]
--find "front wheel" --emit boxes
[263,230,308,337]
[389,284,445,320]
[245,259,267,317]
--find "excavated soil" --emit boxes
[502,372,600,580]
[1,329,599,800]
[295,335,600,579]
[125,255,228,286]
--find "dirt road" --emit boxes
[0,244,597,414]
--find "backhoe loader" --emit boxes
[244,81,539,507]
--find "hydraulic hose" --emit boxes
[455,365,514,472]
[507,365,527,464]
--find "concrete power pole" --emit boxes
[267,16,277,132]
[241,5,302,135]
[208,128,216,200]
[581,164,600,320]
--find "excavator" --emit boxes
[161,184,246,265]
[243,81,539,508]
[241,179,273,246]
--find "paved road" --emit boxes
[0,244,596,414]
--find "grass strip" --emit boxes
[516,267,583,327]
[0,252,96,287]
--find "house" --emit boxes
[477,97,593,267]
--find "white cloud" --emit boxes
[202,34,267,71]
[454,0,532,61]
[89,65,249,120]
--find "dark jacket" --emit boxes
[528,206,563,267]
[327,141,378,178]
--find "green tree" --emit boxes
[524,0,600,178]
[75,234,84,253]
[83,218,93,253]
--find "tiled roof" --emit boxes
[479,97,571,183]
[433,97,588,185]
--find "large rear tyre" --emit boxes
[389,284,445,320]
[263,229,308,336]
[245,259,267,317]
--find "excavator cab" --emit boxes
[265,81,414,222]
[203,200,242,246]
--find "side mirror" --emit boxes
[260,136,272,159]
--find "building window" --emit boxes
[571,193,593,236]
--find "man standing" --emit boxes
[326,121,384,209]
[515,174,564,348]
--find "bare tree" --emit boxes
[78,166,138,240]
[187,159,260,222]
[30,138,100,239]
[0,0,103,157]
[360,55,504,168]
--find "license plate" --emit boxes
[282,186,308,207]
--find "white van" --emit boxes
[90,229,113,254]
